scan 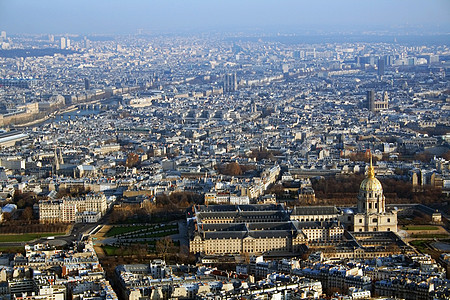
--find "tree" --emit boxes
[218,162,242,176]
[156,237,175,260]
[21,207,34,224]
[125,153,140,168]
[2,212,11,223]
[249,148,278,161]
[442,150,450,161]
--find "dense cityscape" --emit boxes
[0,1,449,299]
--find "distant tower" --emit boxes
[53,147,64,174]
[84,78,90,90]
[377,58,385,77]
[250,100,257,113]
[0,31,6,39]
[367,90,388,113]
[223,73,237,93]
[382,91,389,109]
[58,148,64,165]
[66,38,71,49]
[54,147,60,173]
[60,37,66,49]
[367,90,375,112]
[84,37,91,49]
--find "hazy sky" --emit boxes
[0,0,449,35]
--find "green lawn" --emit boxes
[410,240,428,252]
[410,233,449,239]
[105,224,178,237]
[140,229,178,238]
[403,225,439,231]
[102,245,120,256]
[105,225,149,237]
[0,232,64,243]
[103,240,181,255]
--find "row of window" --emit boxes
[358,218,391,223]
[358,228,391,232]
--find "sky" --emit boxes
[0,0,449,35]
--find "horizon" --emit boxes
[0,0,449,35]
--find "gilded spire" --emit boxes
[368,151,375,179]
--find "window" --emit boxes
[373,218,377,223]
[359,228,362,232]
[373,228,377,231]
[387,228,390,231]
[375,203,377,208]
[387,218,390,223]
[359,219,362,223]
[369,203,372,209]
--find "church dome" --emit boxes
[359,156,383,192]
[359,177,383,192]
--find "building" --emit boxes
[60,37,66,50]
[189,158,401,258]
[0,78,37,89]
[39,193,107,223]
[223,73,237,93]
[189,204,344,255]
[353,156,398,233]
[367,90,388,113]
[377,58,385,76]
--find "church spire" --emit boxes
[368,151,375,179]
[54,147,60,171]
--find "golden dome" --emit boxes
[359,152,383,192]
[359,177,383,192]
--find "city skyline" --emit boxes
[0,1,449,299]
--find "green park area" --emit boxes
[409,233,449,239]
[104,225,149,237]
[0,232,65,243]
[102,240,180,256]
[402,225,439,231]
[105,224,178,237]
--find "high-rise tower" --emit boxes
[377,58,385,77]
[367,90,375,112]
[60,37,66,49]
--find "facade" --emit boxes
[39,193,107,223]
[291,206,341,223]
[189,204,344,255]
[223,73,237,93]
[367,90,388,112]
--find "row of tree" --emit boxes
[0,221,68,234]
[312,174,446,205]
[108,191,202,224]
[217,162,256,176]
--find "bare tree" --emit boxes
[156,237,175,260]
